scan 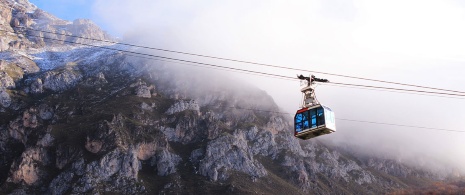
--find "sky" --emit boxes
[29,0,465,174]
[28,0,113,35]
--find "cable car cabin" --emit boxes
[294,105,336,140]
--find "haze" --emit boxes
[88,0,465,174]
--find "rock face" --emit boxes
[0,71,15,89]
[0,0,111,52]
[197,133,268,181]
[165,100,200,115]
[42,69,82,92]
[0,0,456,195]
[0,89,11,108]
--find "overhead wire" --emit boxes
[335,118,465,133]
[0,28,295,81]
[2,28,465,98]
[321,83,465,100]
[224,106,465,133]
[1,28,464,133]
[8,24,465,95]
[328,82,465,97]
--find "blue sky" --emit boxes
[29,0,113,34]
[29,0,93,20]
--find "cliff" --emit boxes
[0,0,455,194]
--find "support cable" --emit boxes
[5,25,465,94]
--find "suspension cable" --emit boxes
[7,24,465,94]
[2,28,465,98]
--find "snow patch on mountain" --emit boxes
[17,44,125,70]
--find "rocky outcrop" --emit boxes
[71,148,143,194]
[136,84,151,98]
[0,88,11,107]
[83,72,107,87]
[151,150,182,176]
[165,100,200,115]
[197,133,267,181]
[28,78,43,94]
[0,38,10,51]
[0,2,13,26]
[67,19,111,44]
[133,80,155,98]
[18,57,39,73]
[8,147,50,185]
[42,69,82,91]
[0,71,15,89]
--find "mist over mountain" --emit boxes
[92,0,465,175]
[0,0,463,194]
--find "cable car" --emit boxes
[294,75,336,140]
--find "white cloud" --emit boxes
[92,0,465,174]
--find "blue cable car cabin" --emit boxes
[294,105,336,140]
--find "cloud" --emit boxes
[92,0,465,174]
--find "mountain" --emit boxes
[0,0,461,194]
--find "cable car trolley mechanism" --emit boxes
[294,75,336,140]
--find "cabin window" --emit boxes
[295,113,303,132]
[317,107,325,126]
[310,109,317,128]
[302,111,310,129]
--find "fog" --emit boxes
[91,0,465,174]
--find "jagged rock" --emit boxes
[151,149,182,176]
[137,142,157,160]
[71,148,141,193]
[42,69,82,91]
[132,80,155,98]
[0,71,15,89]
[0,38,9,51]
[160,114,202,143]
[90,148,140,179]
[0,37,9,51]
[198,134,267,181]
[248,129,278,158]
[29,78,44,94]
[8,147,50,185]
[0,3,13,26]
[67,19,111,44]
[0,88,11,107]
[0,60,5,70]
[83,72,108,86]
[136,84,151,98]
[13,56,39,74]
[165,100,200,115]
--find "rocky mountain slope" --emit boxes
[0,0,459,194]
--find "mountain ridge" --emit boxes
[0,0,461,194]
